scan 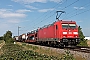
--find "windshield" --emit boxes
[69,24,76,28]
[62,24,76,29]
[62,24,68,28]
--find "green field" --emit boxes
[0,41,86,60]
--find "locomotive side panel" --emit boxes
[47,25,55,38]
[38,25,55,41]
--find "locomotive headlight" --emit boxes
[63,32,67,34]
[73,32,78,34]
[75,36,77,37]
[63,36,66,38]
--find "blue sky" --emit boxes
[0,0,90,36]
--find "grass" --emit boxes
[18,42,63,58]
[75,56,86,60]
[0,40,5,55]
[0,40,4,44]
[0,43,61,60]
[87,40,90,47]
[19,42,87,60]
[0,41,87,60]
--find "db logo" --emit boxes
[69,32,72,34]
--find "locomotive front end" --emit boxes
[61,21,80,46]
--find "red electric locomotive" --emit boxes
[37,20,80,47]
[37,11,80,47]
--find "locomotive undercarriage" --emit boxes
[59,38,80,47]
[36,38,80,48]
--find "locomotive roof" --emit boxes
[58,20,76,23]
[39,20,76,29]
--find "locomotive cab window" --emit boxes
[62,24,68,28]
[62,24,76,29]
[69,24,76,28]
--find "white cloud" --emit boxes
[74,7,85,10]
[38,8,55,12]
[0,9,28,33]
[7,19,20,24]
[50,0,63,3]
[79,7,85,9]
[0,9,26,19]
[0,8,32,36]
[0,12,26,18]
[16,9,32,13]
[12,0,63,4]
[74,7,78,10]
[25,5,38,9]
[0,13,26,18]
[12,0,47,4]
[0,9,32,24]
[8,5,13,7]
[0,9,12,12]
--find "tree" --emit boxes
[78,26,85,40]
[0,36,3,40]
[3,30,14,44]
[78,26,88,46]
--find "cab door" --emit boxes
[55,25,59,40]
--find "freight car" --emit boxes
[15,30,38,43]
[14,34,27,42]
[25,30,38,43]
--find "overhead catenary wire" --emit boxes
[32,0,80,29]
[62,1,90,19]
[26,0,67,31]
[66,7,90,19]
[25,0,65,31]
[61,0,79,10]
[24,0,80,33]
[43,0,90,27]
[29,0,64,25]
[47,2,90,31]
[63,2,90,19]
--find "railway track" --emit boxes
[17,41,90,53]
[35,43,90,53]
[38,42,90,53]
[65,46,90,53]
